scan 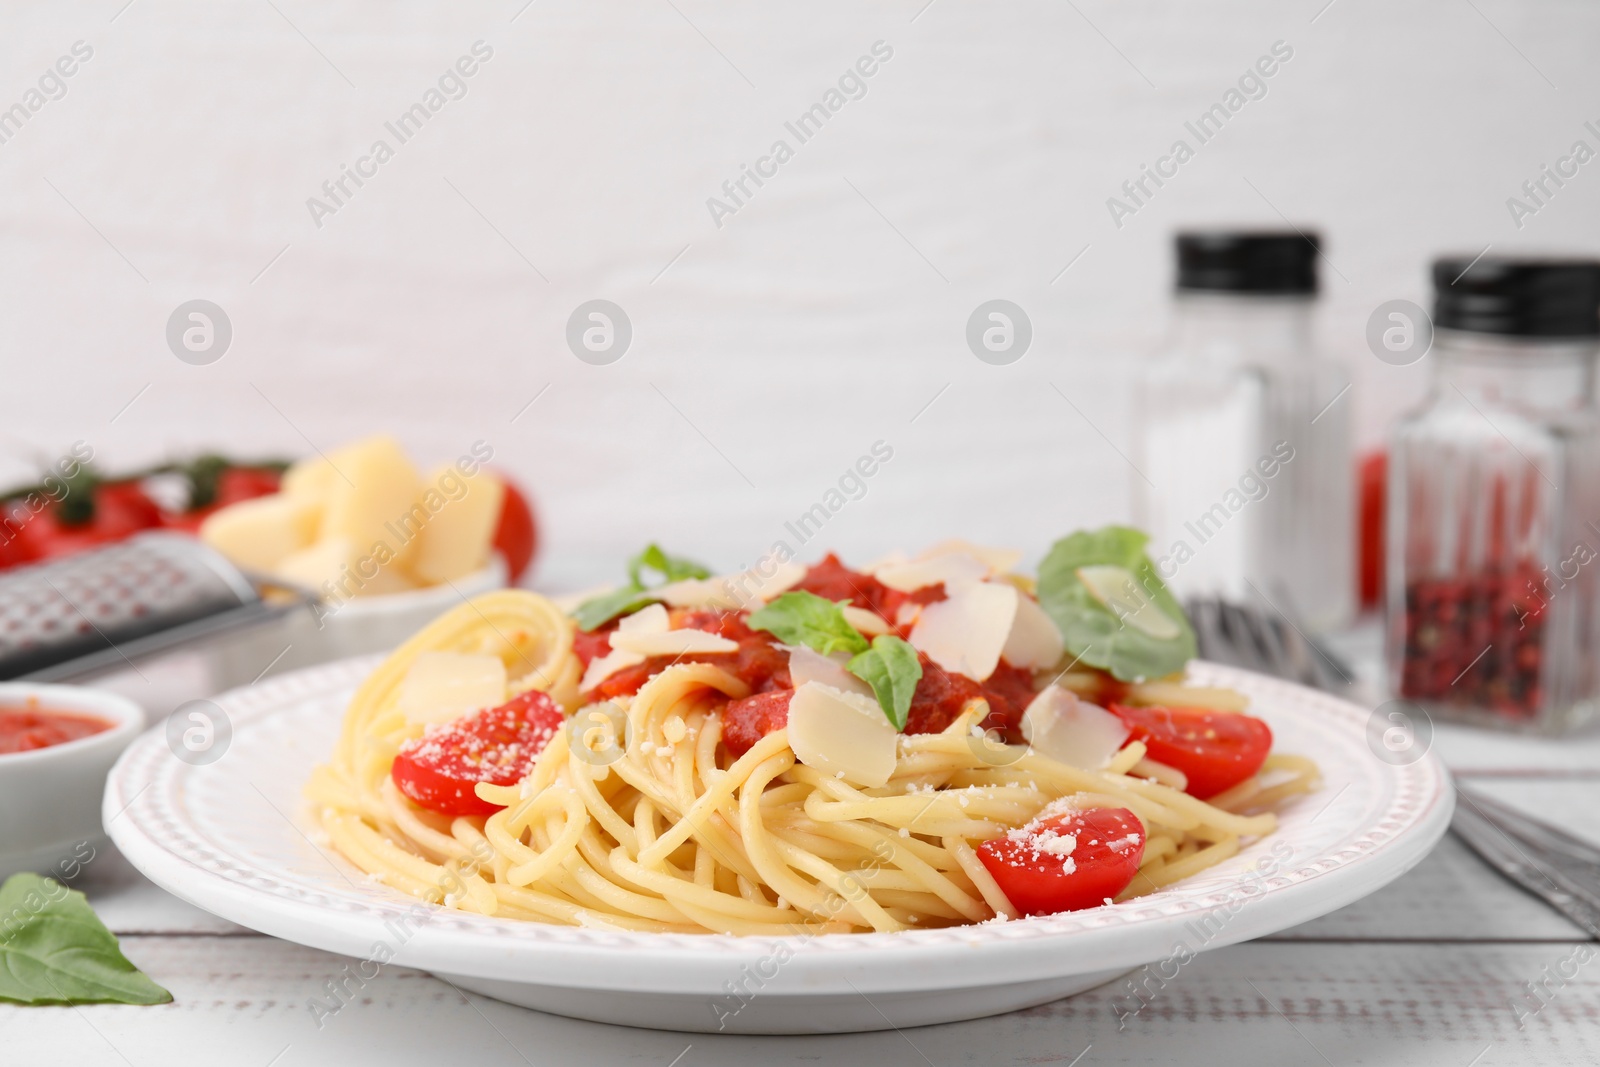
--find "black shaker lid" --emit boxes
[1432,256,1600,338]
[1175,231,1319,295]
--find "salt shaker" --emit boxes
[1132,231,1354,631]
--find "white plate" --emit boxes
[105,658,1452,1035]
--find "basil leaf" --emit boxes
[573,586,662,632]
[0,873,172,1005]
[746,591,870,656]
[574,544,712,631]
[847,635,923,731]
[1036,525,1196,683]
[628,544,711,588]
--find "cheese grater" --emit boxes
[0,531,313,682]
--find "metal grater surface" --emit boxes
[0,532,276,681]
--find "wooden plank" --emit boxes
[1272,833,1586,942]
[5,937,1597,1066]
[71,847,246,937]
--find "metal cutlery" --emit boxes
[1185,592,1600,938]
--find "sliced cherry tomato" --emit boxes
[491,475,539,584]
[1108,703,1272,799]
[390,689,564,816]
[978,807,1146,916]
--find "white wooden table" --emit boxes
[8,637,1600,1066]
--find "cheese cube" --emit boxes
[270,537,359,594]
[406,465,506,585]
[317,436,422,564]
[396,652,508,725]
[279,455,337,501]
[199,493,321,572]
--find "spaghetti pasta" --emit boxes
[308,539,1320,934]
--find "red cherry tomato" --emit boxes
[977,807,1146,916]
[16,481,162,561]
[91,481,164,535]
[491,475,538,584]
[161,467,282,532]
[390,689,564,816]
[0,511,29,570]
[1109,704,1273,799]
[215,466,282,505]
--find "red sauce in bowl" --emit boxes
[0,707,115,754]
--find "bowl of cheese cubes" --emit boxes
[197,434,537,687]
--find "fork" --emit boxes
[1184,594,1600,935]
[1183,592,1354,693]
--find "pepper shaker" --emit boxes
[1387,257,1600,732]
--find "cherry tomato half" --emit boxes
[390,689,564,816]
[978,807,1146,916]
[492,475,538,584]
[1109,704,1273,800]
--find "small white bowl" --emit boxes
[0,683,145,882]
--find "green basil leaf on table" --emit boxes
[0,873,172,1006]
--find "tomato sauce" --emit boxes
[576,608,792,702]
[581,557,1046,757]
[792,553,946,625]
[0,708,114,755]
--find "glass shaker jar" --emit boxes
[1133,231,1354,631]
[1387,257,1600,733]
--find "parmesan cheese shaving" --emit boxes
[579,647,646,692]
[841,605,892,636]
[908,581,1018,681]
[785,681,898,788]
[609,629,739,656]
[918,539,1022,575]
[657,561,806,609]
[1002,592,1065,670]
[618,603,670,633]
[396,651,508,726]
[1021,686,1130,769]
[1075,564,1182,640]
[787,645,874,698]
[875,551,990,593]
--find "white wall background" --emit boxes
[2,0,1598,590]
